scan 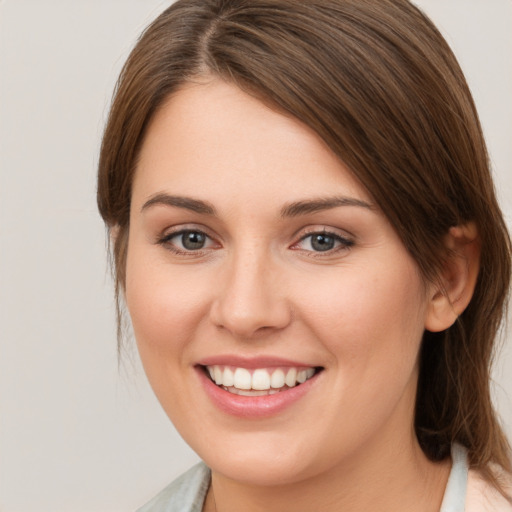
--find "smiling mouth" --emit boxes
[203,365,322,396]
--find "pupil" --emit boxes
[311,234,334,251]
[182,231,205,250]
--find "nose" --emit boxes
[209,247,292,339]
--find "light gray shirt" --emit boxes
[137,444,469,512]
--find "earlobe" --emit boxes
[424,223,480,333]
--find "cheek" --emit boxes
[295,256,427,392]
[298,261,427,441]
[123,244,214,421]
[124,243,211,358]
[300,262,425,340]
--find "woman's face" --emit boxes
[126,79,435,485]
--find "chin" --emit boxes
[187,428,332,487]
[207,452,316,487]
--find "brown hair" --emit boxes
[97,0,511,490]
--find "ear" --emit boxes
[424,223,480,333]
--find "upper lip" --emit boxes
[196,355,319,369]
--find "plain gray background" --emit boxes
[0,1,511,511]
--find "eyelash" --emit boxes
[292,229,354,256]
[157,228,217,256]
[157,227,354,257]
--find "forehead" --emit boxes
[132,79,370,211]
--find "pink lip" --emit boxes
[196,355,316,369]
[195,365,322,419]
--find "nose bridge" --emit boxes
[211,240,290,338]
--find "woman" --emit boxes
[97,0,512,510]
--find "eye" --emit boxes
[179,230,208,250]
[304,233,337,252]
[159,229,217,253]
[293,230,354,254]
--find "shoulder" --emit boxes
[466,468,512,512]
[136,463,211,512]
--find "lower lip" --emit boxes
[196,367,321,418]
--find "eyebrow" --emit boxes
[141,193,374,217]
[141,193,217,215]
[280,196,374,217]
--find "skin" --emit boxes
[125,78,457,512]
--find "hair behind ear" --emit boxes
[416,216,511,494]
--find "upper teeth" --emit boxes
[206,365,316,390]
